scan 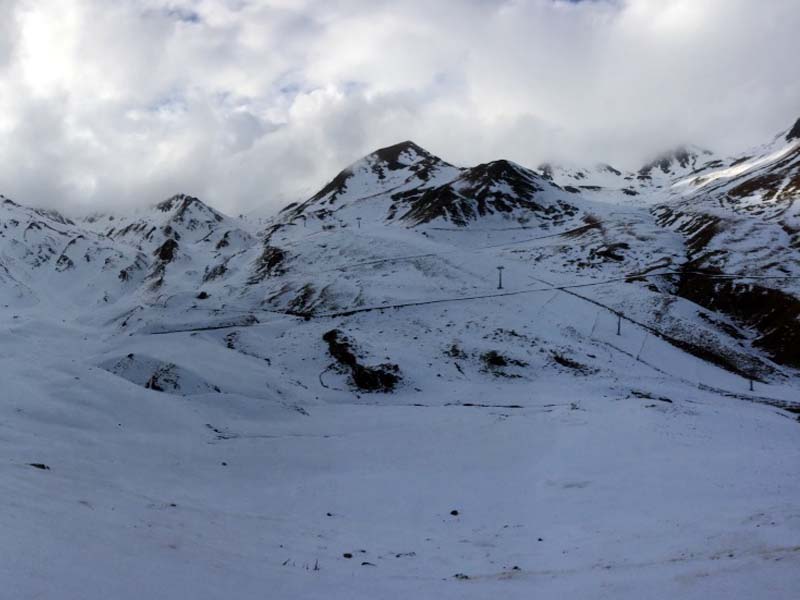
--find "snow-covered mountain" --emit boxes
[395,159,581,227]
[94,194,254,297]
[637,145,718,184]
[278,141,463,225]
[2,118,800,600]
[654,120,800,368]
[671,119,800,223]
[2,119,798,422]
[0,195,141,308]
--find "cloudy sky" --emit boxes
[1,0,798,215]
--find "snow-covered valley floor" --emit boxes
[2,310,799,599]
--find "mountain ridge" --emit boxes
[1,116,799,374]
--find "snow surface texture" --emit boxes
[1,122,800,599]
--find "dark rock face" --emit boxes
[677,273,800,369]
[654,208,720,254]
[787,117,800,142]
[397,160,577,227]
[286,283,317,314]
[372,141,429,171]
[322,329,401,392]
[600,163,622,176]
[248,244,287,284]
[396,185,470,225]
[481,350,509,368]
[305,169,353,207]
[154,238,179,262]
[215,232,231,249]
[727,171,787,201]
[655,205,800,371]
[203,262,227,282]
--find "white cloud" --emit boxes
[0,0,798,214]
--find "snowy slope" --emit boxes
[0,195,142,309]
[671,120,800,226]
[539,161,645,204]
[2,275,799,600]
[651,119,800,368]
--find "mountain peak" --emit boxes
[373,140,425,155]
[463,159,529,182]
[154,194,224,223]
[291,141,457,215]
[155,194,202,213]
[369,140,437,170]
[639,145,713,177]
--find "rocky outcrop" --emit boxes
[323,329,401,392]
